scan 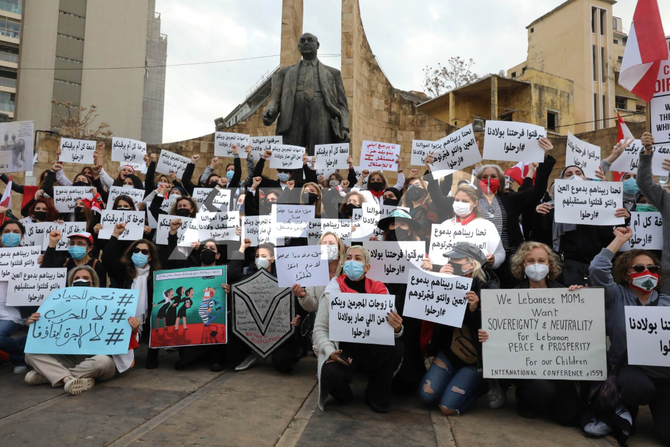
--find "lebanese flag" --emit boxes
[612,114,636,181]
[504,162,535,185]
[0,175,12,210]
[618,0,668,102]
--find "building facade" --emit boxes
[0,0,21,120]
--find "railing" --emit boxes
[245,65,279,98]
[0,52,17,63]
[160,33,167,42]
[0,29,19,40]
[0,101,14,112]
[0,76,16,87]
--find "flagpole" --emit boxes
[646,101,652,133]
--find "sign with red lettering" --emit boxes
[651,37,670,175]
[360,141,400,171]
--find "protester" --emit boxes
[42,230,108,286]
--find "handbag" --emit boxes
[450,326,478,365]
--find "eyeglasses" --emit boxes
[631,264,661,274]
[133,248,150,255]
[69,241,89,247]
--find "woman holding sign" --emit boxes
[587,227,670,444]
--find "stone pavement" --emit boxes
[0,346,664,447]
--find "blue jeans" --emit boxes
[0,319,26,366]
[418,351,482,414]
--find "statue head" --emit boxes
[298,33,319,58]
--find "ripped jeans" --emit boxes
[418,351,482,414]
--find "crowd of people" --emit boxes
[0,132,668,446]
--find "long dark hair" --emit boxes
[122,239,161,279]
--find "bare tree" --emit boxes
[51,99,113,139]
[422,57,479,98]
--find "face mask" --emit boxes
[72,279,91,287]
[329,180,340,188]
[325,244,339,262]
[68,245,87,260]
[636,203,658,212]
[449,262,472,276]
[1,233,20,247]
[116,206,132,211]
[200,248,217,265]
[123,184,134,189]
[368,181,384,192]
[236,203,244,213]
[131,252,149,267]
[343,203,360,217]
[33,211,47,221]
[479,178,500,194]
[452,201,472,217]
[525,263,550,282]
[226,170,234,181]
[208,181,219,188]
[383,198,399,207]
[74,207,86,220]
[73,181,88,187]
[343,260,365,281]
[623,178,640,195]
[567,174,584,181]
[629,271,659,293]
[302,192,318,205]
[386,228,409,241]
[277,173,290,182]
[175,208,191,217]
[405,185,426,202]
[255,257,270,271]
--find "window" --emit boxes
[522,67,527,74]
[0,17,20,39]
[613,17,617,31]
[0,0,21,15]
[593,45,597,81]
[500,111,514,122]
[601,47,606,82]
[530,27,534,34]
[637,105,646,113]
[602,95,607,128]
[511,71,517,78]
[600,10,606,36]
[615,96,627,110]
[0,91,14,112]
[594,94,599,129]
[592,7,597,33]
[618,56,623,63]
[547,111,558,132]
[614,39,619,45]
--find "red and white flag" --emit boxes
[0,175,12,210]
[618,0,668,102]
[504,162,535,186]
[617,113,635,141]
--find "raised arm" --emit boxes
[638,132,669,212]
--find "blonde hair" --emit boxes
[510,241,562,281]
[67,265,100,288]
[368,171,388,189]
[319,232,345,274]
[340,191,366,214]
[454,185,481,218]
[401,177,432,208]
[345,245,371,265]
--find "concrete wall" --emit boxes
[141,0,167,144]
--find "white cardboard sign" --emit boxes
[215,132,250,157]
[112,137,147,164]
[315,143,349,170]
[6,268,67,306]
[329,293,395,346]
[275,245,329,287]
[553,179,624,226]
[360,141,400,171]
[483,121,546,162]
[404,270,473,327]
[625,306,670,367]
[566,132,601,179]
[59,138,96,164]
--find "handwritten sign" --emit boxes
[315,143,349,170]
[192,187,231,212]
[59,138,96,164]
[0,247,41,279]
[350,204,409,241]
[23,221,86,251]
[270,144,304,169]
[111,137,147,164]
[404,270,473,327]
[566,132,601,179]
[156,149,190,177]
[363,241,424,284]
[428,220,500,263]
[483,121,547,163]
[241,215,273,247]
[431,124,482,177]
[620,212,663,251]
[160,194,179,213]
[553,179,624,226]
[0,120,34,172]
[250,136,282,161]
[272,204,314,238]
[155,215,194,245]
[625,306,670,367]
[53,186,93,213]
[98,210,145,240]
[106,186,145,210]
[329,293,395,346]
[481,288,607,380]
[307,219,352,245]
[232,269,294,358]
[275,245,329,287]
[25,288,140,355]
[411,140,443,167]
[360,141,400,171]
[127,162,147,174]
[609,140,644,173]
[179,211,240,245]
[215,132,250,157]
[6,268,67,306]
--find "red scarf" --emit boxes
[455,213,476,225]
[370,188,384,200]
[335,274,388,294]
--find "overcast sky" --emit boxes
[156,0,670,144]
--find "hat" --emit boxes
[170,185,187,197]
[120,164,136,174]
[67,232,94,245]
[443,241,487,265]
[377,208,422,232]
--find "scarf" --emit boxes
[552,220,576,253]
[131,264,151,328]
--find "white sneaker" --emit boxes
[24,370,49,385]
[64,378,95,395]
[235,354,258,371]
[583,418,612,436]
[13,365,28,374]
[487,380,506,409]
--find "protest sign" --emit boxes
[553,179,624,226]
[0,246,41,279]
[270,144,304,169]
[106,186,145,210]
[242,215,273,247]
[307,219,352,245]
[620,212,663,251]
[25,287,140,356]
[652,145,670,176]
[360,141,401,171]
[431,124,482,177]
[483,121,547,163]
[272,204,314,238]
[192,187,231,212]
[111,137,147,164]
[275,245,329,287]
[155,215,194,245]
[150,267,227,348]
[179,211,240,245]
[160,194,179,213]
[232,269,294,358]
[609,139,645,173]
[0,120,34,172]
[329,293,395,346]
[480,288,607,380]
[404,270,473,327]
[215,132,250,157]
[53,186,94,213]
[314,143,349,170]
[650,38,670,146]
[156,149,190,177]
[127,162,147,174]
[23,221,86,251]
[98,210,145,240]
[350,204,408,241]
[411,140,443,167]
[250,136,282,161]
[625,306,670,367]
[59,138,96,164]
[566,132,601,179]
[428,220,500,263]
[363,241,424,284]
[6,268,67,306]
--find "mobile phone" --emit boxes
[337,351,351,365]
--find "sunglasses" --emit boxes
[631,264,661,274]
[133,248,150,255]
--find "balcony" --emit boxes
[0,52,17,63]
[0,1,21,15]
[0,76,16,88]
[0,29,19,40]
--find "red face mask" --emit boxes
[479,178,500,194]
[629,270,659,294]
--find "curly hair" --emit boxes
[612,249,663,290]
[510,241,562,281]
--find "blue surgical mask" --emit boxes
[131,252,149,267]
[226,170,234,181]
[277,173,290,182]
[1,233,21,247]
[623,178,639,195]
[68,245,87,260]
[343,260,365,281]
[123,184,133,189]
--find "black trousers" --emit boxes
[515,379,582,426]
[321,338,404,408]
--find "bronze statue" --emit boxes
[262,33,350,156]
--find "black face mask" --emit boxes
[383,198,399,207]
[386,228,410,241]
[74,207,86,220]
[368,181,384,192]
[406,186,426,202]
[200,249,217,265]
[302,192,318,205]
[33,211,47,221]
[449,262,468,276]
[343,203,361,217]
[72,279,91,287]
[175,208,191,217]
[208,182,219,188]
[73,181,88,187]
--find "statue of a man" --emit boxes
[262,33,349,156]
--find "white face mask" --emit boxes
[631,273,659,292]
[452,201,472,217]
[255,257,270,271]
[525,263,549,282]
[567,174,583,181]
[325,244,339,262]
